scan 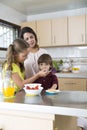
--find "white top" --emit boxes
[24,48,47,78]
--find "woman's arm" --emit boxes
[12,70,49,89]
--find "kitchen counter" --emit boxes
[56,72,87,78]
[0,90,87,117]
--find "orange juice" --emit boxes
[3,86,15,97]
[3,80,15,98]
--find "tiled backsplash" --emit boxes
[45,46,87,72]
[45,46,87,58]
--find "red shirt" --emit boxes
[34,72,58,90]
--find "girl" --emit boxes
[19,27,48,78]
[3,39,49,93]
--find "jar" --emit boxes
[2,70,15,98]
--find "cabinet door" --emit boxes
[36,19,52,47]
[0,114,54,130]
[20,21,37,32]
[58,78,87,91]
[68,15,85,45]
[52,17,68,46]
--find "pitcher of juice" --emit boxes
[3,80,15,98]
[2,70,15,98]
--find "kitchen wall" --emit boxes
[45,46,87,58]
[45,46,87,72]
[0,3,26,24]
[27,8,87,21]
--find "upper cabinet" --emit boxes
[36,19,52,47]
[52,17,68,46]
[20,21,37,33]
[20,15,87,47]
[68,15,85,45]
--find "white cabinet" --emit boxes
[0,109,55,130]
[36,19,52,47]
[52,17,68,46]
[0,109,77,130]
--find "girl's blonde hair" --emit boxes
[3,38,29,72]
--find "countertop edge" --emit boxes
[0,102,87,117]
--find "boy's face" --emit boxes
[39,63,51,72]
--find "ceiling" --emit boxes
[0,0,87,15]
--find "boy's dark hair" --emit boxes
[38,54,53,67]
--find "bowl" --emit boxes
[24,83,43,96]
[72,66,80,73]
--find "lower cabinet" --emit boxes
[0,109,77,130]
[58,78,87,91]
[55,115,77,130]
[0,110,55,130]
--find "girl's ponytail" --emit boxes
[6,44,14,70]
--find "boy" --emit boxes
[34,54,59,90]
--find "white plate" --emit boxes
[46,90,61,95]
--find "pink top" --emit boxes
[24,48,48,78]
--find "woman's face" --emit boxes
[16,49,29,63]
[23,32,36,48]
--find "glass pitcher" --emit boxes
[2,70,15,98]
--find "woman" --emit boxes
[3,39,49,93]
[19,27,48,78]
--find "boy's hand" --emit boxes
[38,69,50,77]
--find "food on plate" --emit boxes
[26,85,39,90]
[24,83,42,96]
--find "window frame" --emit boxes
[0,19,21,50]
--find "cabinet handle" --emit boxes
[54,36,56,44]
[81,34,84,42]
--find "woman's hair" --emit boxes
[19,26,39,49]
[4,38,29,72]
[38,54,53,68]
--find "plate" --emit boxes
[45,89,61,95]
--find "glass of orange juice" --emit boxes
[3,80,15,98]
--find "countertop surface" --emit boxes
[0,90,87,117]
[56,72,87,78]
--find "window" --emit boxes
[0,19,20,50]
